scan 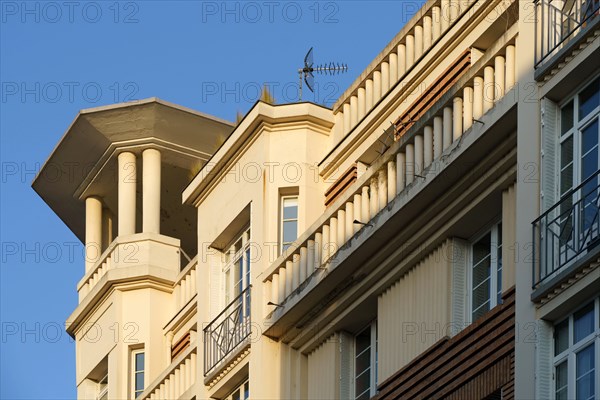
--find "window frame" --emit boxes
[223,378,249,400]
[552,296,600,400]
[131,348,145,399]
[353,320,378,400]
[280,194,299,255]
[468,221,503,322]
[222,226,251,310]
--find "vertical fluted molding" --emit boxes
[337,210,345,247]
[285,260,293,298]
[299,247,308,283]
[414,26,423,60]
[353,194,362,234]
[329,217,338,257]
[343,103,351,133]
[505,45,515,90]
[389,53,398,86]
[378,169,387,211]
[345,202,354,241]
[433,116,443,159]
[424,126,434,167]
[463,87,474,132]
[292,254,301,290]
[397,44,406,77]
[406,144,415,185]
[414,135,424,177]
[321,226,330,263]
[369,178,379,217]
[373,71,382,102]
[473,76,484,119]
[361,186,370,222]
[483,65,495,113]
[453,97,463,141]
[365,79,374,111]
[406,35,415,67]
[423,16,432,50]
[387,161,396,202]
[494,55,505,100]
[396,152,406,194]
[432,6,442,41]
[350,95,358,127]
[443,106,453,150]
[358,87,366,121]
[307,239,315,275]
[381,62,390,94]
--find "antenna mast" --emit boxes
[298,47,348,101]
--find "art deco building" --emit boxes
[34,0,599,399]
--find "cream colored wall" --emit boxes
[377,240,452,382]
[195,120,331,399]
[502,183,517,291]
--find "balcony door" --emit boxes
[559,77,600,266]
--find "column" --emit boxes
[143,148,161,234]
[443,106,453,150]
[473,76,484,119]
[424,125,434,167]
[463,86,474,131]
[483,65,495,113]
[358,87,366,120]
[453,97,463,141]
[118,151,136,236]
[433,116,443,159]
[495,55,506,100]
[86,196,102,272]
[505,45,516,90]
[365,79,374,111]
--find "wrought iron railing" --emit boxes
[203,286,251,375]
[533,169,600,288]
[535,0,600,68]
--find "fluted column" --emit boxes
[85,196,102,272]
[143,148,161,234]
[118,151,137,236]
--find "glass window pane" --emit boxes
[579,78,600,120]
[244,382,249,400]
[232,388,241,400]
[554,319,569,355]
[473,233,491,265]
[135,353,144,371]
[555,361,569,400]
[283,198,298,219]
[561,101,574,134]
[283,220,298,244]
[576,344,595,399]
[135,372,144,391]
[574,303,595,343]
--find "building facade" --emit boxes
[33,0,600,399]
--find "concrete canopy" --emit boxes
[32,98,234,249]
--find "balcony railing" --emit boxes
[535,0,600,68]
[533,169,600,288]
[140,344,197,400]
[203,286,251,376]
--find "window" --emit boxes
[225,379,249,400]
[97,374,108,400]
[559,78,600,260]
[470,223,503,321]
[224,227,251,313]
[281,196,298,254]
[553,297,599,400]
[354,322,377,400]
[132,350,144,399]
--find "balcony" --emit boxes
[140,343,197,400]
[534,0,600,70]
[533,169,600,293]
[203,286,251,377]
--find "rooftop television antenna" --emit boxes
[298,47,348,101]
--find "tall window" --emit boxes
[281,196,298,254]
[470,223,503,321]
[554,297,599,400]
[225,379,249,400]
[559,78,600,258]
[224,227,251,314]
[132,350,144,399]
[354,322,377,400]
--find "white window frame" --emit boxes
[224,379,249,400]
[552,296,600,400]
[96,373,108,400]
[352,321,378,400]
[280,195,299,255]
[468,221,503,322]
[131,348,145,399]
[223,226,251,308]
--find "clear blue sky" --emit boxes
[0,1,422,398]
